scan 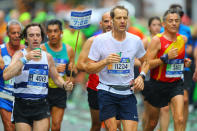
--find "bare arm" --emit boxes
[146,36,163,69]
[0,49,5,69]
[193,47,197,81]
[142,37,149,50]
[66,44,75,72]
[86,53,121,74]
[3,51,24,80]
[77,37,94,71]
[47,53,73,91]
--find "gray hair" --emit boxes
[163,8,180,22]
[6,19,23,32]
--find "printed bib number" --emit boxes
[27,69,48,88]
[166,59,184,78]
[108,58,130,76]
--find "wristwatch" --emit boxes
[139,72,146,80]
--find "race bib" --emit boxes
[166,59,184,78]
[107,58,130,76]
[27,68,48,88]
[4,78,14,91]
[54,58,68,76]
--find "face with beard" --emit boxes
[100,12,112,33]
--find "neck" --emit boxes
[8,42,20,51]
[163,32,177,42]
[112,30,126,41]
[48,41,62,51]
[151,33,156,38]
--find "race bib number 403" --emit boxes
[107,58,130,76]
[166,59,184,78]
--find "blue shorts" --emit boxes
[98,90,138,122]
[0,97,13,112]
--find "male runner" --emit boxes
[41,19,74,131]
[77,12,116,131]
[3,23,73,131]
[143,9,191,131]
[87,6,149,131]
[0,19,24,131]
[159,4,193,131]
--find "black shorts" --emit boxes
[87,88,99,110]
[183,71,192,90]
[13,98,50,125]
[142,79,184,108]
[47,88,67,110]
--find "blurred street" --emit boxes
[0,85,197,131]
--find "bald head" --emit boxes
[100,12,112,33]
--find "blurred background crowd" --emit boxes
[0,0,197,130]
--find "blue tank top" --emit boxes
[0,44,14,101]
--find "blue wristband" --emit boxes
[160,54,168,64]
[20,57,28,64]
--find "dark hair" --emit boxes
[46,19,63,31]
[163,8,180,22]
[148,16,161,27]
[22,23,45,45]
[169,4,184,17]
[110,5,128,19]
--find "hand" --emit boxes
[184,58,191,68]
[56,64,66,73]
[64,81,73,91]
[131,76,144,92]
[26,50,41,61]
[168,47,178,59]
[106,53,121,64]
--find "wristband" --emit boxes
[20,56,28,65]
[160,54,168,64]
[139,71,146,80]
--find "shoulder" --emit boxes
[41,44,47,51]
[94,32,110,41]
[66,44,74,53]
[151,35,161,44]
[45,51,53,61]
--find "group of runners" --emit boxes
[0,3,195,131]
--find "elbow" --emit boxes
[76,63,84,72]
[85,66,96,74]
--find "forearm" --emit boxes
[149,58,163,69]
[86,59,107,74]
[3,60,23,80]
[134,58,142,67]
[52,75,65,88]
